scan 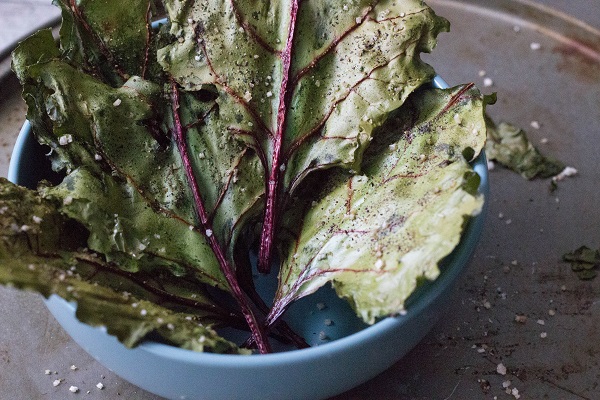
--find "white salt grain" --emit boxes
[96,382,105,390]
[58,134,73,146]
[497,363,507,375]
[69,385,79,393]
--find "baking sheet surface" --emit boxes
[0,1,599,399]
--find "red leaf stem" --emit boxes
[257,0,300,274]
[170,81,271,353]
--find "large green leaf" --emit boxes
[270,85,486,324]
[0,179,246,353]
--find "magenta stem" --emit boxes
[170,81,271,353]
[257,0,300,274]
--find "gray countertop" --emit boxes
[1,1,600,399]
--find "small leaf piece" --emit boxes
[485,119,565,179]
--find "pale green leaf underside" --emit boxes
[274,85,486,324]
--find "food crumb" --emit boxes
[497,363,507,375]
[69,385,79,393]
[511,387,521,399]
[552,166,578,182]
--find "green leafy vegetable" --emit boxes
[4,0,487,353]
[269,84,485,324]
[563,246,600,280]
[485,117,565,180]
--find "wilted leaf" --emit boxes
[485,118,565,179]
[269,84,487,324]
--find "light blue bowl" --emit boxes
[8,77,488,400]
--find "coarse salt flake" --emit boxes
[530,42,541,50]
[483,77,493,87]
[32,215,43,224]
[113,98,122,107]
[512,387,521,399]
[496,363,507,375]
[205,229,213,237]
[96,382,104,390]
[53,379,62,387]
[63,196,73,206]
[515,314,527,323]
[70,365,77,370]
[140,309,148,316]
[266,91,273,98]
[58,134,73,146]
[502,380,512,388]
[540,332,547,338]
[94,153,103,161]
[530,120,540,129]
[69,385,79,393]
[537,319,545,325]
